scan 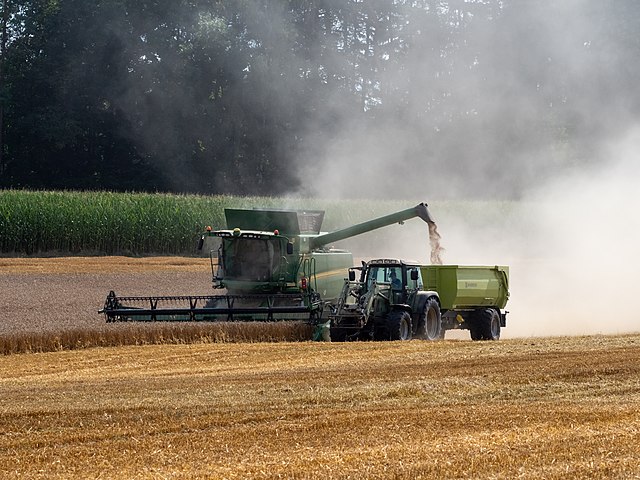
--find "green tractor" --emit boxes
[328,259,509,341]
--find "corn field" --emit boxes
[0,190,215,254]
[0,189,515,255]
[0,190,292,254]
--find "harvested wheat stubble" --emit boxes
[0,336,639,479]
[1,259,639,478]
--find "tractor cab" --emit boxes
[358,259,422,304]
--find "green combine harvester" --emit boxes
[100,203,436,323]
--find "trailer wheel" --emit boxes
[472,308,500,341]
[483,308,501,340]
[416,297,442,341]
[388,310,412,341]
[469,323,483,341]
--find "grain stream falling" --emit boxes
[428,221,445,264]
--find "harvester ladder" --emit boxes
[300,256,318,292]
[277,255,289,286]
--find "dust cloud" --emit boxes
[326,127,640,339]
[422,128,640,338]
[296,2,640,201]
[506,129,640,338]
[290,2,640,338]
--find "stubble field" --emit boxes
[1,257,640,479]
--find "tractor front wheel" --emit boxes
[388,310,412,341]
[418,297,442,341]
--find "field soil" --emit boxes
[1,258,640,478]
[0,256,213,335]
[1,335,639,479]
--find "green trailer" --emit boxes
[421,264,509,339]
[421,265,509,310]
[328,260,510,341]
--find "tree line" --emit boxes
[1,1,639,197]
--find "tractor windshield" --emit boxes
[365,265,402,291]
[223,237,282,282]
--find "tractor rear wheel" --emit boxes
[388,310,412,341]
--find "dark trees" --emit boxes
[0,1,638,196]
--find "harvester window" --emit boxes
[224,238,281,281]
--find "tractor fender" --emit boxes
[391,303,413,315]
[414,291,440,313]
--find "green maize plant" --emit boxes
[0,190,228,255]
[0,190,516,255]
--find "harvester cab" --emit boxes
[200,208,326,295]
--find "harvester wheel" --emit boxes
[388,310,412,341]
[417,297,442,341]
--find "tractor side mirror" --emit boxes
[197,235,205,251]
[410,269,419,281]
[286,242,294,255]
[349,270,356,281]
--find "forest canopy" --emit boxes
[1,1,638,198]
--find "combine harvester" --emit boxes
[99,203,436,323]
